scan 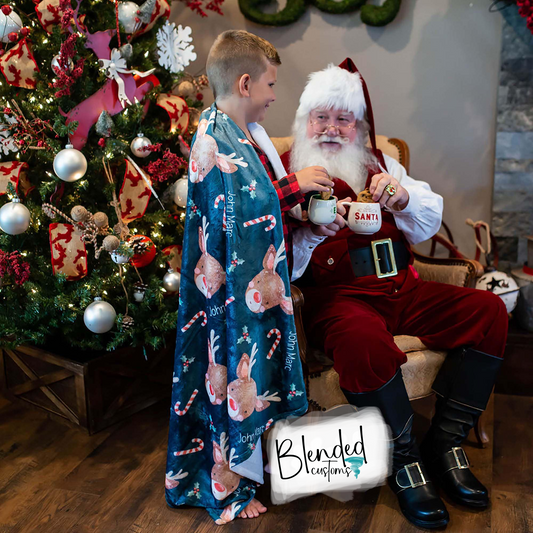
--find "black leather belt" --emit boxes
[349,239,410,278]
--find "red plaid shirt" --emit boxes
[252,143,304,275]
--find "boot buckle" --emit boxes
[401,462,427,489]
[451,447,470,469]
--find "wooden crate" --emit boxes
[0,338,175,434]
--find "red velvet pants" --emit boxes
[301,277,508,393]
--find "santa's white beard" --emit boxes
[290,125,377,195]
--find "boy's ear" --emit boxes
[238,74,251,98]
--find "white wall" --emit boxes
[170,0,503,257]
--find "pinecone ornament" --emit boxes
[121,315,135,332]
[131,236,149,255]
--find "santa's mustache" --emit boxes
[311,134,351,145]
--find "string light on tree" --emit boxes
[0,197,30,235]
[84,297,116,333]
[53,144,88,182]
[130,133,152,157]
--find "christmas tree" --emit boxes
[0,0,222,353]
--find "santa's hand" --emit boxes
[295,166,334,195]
[369,173,409,211]
[336,196,352,217]
[311,214,346,237]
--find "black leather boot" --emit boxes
[421,347,503,508]
[342,371,449,529]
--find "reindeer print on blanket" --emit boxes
[194,216,225,299]
[166,104,307,525]
[245,242,293,315]
[211,432,241,500]
[189,114,249,183]
[205,330,227,405]
[227,344,281,422]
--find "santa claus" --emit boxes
[285,59,508,529]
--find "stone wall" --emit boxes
[494,7,533,267]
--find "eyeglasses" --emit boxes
[309,116,356,136]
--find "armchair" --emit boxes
[272,135,489,447]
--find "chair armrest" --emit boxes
[412,251,483,288]
[291,284,324,374]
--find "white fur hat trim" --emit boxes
[295,63,366,120]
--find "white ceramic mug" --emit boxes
[308,194,338,225]
[340,201,382,235]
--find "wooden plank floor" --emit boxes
[0,393,531,533]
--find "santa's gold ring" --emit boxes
[384,184,396,196]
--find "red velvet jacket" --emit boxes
[281,150,417,296]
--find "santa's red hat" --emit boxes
[295,58,385,165]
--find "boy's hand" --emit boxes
[295,166,334,194]
[310,197,351,238]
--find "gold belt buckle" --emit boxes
[371,238,398,279]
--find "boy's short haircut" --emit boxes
[206,30,281,100]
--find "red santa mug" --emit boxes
[340,201,382,235]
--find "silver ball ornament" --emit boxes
[130,133,151,158]
[0,198,30,235]
[163,268,181,293]
[173,177,188,208]
[51,54,74,75]
[118,1,141,34]
[53,144,87,182]
[83,297,116,334]
[0,8,22,44]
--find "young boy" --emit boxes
[206,30,335,275]
[165,30,332,525]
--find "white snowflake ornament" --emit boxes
[156,21,197,74]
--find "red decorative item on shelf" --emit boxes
[130,235,156,268]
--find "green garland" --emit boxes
[238,0,402,26]
[361,0,402,26]
[312,0,366,16]
[238,0,307,27]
